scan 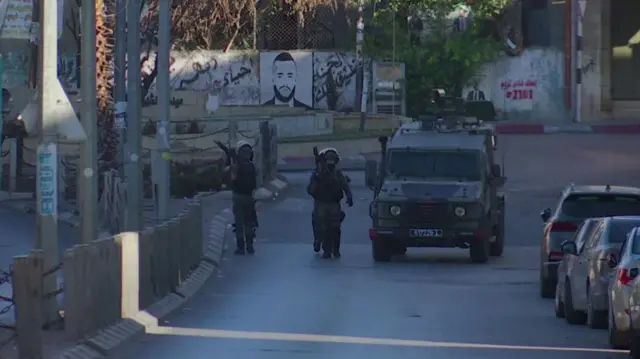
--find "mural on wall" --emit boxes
[0,0,64,40]
[463,48,564,119]
[141,51,260,105]
[260,51,312,109]
[312,52,357,111]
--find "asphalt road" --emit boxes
[113,134,640,359]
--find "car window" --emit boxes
[584,223,604,250]
[620,237,630,260]
[607,219,640,243]
[631,231,640,254]
[577,221,598,254]
[561,194,640,218]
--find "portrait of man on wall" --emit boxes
[260,51,312,109]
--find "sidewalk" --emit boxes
[0,196,203,357]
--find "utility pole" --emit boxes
[114,0,127,231]
[154,0,171,220]
[572,0,586,123]
[114,0,127,176]
[35,0,58,324]
[125,0,143,231]
[355,0,367,132]
[79,0,99,244]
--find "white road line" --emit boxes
[148,327,627,354]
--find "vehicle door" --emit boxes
[564,220,598,286]
[627,232,640,327]
[572,222,604,309]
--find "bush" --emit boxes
[143,159,224,198]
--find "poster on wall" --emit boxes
[312,52,357,111]
[0,0,65,40]
[260,51,312,109]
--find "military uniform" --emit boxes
[230,141,258,255]
[307,148,353,258]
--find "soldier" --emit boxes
[307,148,353,258]
[228,140,258,255]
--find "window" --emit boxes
[387,150,481,180]
[576,220,598,254]
[561,194,640,218]
[584,223,604,250]
[607,219,640,243]
[631,231,640,254]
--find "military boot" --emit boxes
[332,229,342,258]
[246,237,255,254]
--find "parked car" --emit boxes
[540,185,640,298]
[555,218,601,317]
[557,216,640,329]
[607,227,640,349]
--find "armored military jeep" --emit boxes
[364,114,507,263]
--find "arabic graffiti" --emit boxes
[142,50,260,105]
[312,52,357,111]
[500,79,537,100]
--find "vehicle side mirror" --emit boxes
[608,254,619,269]
[541,208,551,222]
[491,164,501,178]
[560,240,577,255]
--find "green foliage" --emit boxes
[365,0,503,116]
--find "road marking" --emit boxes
[148,327,627,354]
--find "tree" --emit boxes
[365,0,506,116]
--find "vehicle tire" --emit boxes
[631,331,640,359]
[586,289,607,329]
[539,270,555,299]
[470,237,489,263]
[564,279,587,325]
[489,224,504,257]
[372,240,391,262]
[554,282,565,318]
[608,307,629,349]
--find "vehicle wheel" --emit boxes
[608,307,629,349]
[586,290,607,329]
[489,224,504,257]
[539,270,555,299]
[372,240,391,262]
[631,331,640,359]
[564,279,587,325]
[554,282,565,318]
[469,237,489,263]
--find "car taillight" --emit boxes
[550,221,577,232]
[369,229,378,240]
[618,268,633,286]
[548,251,564,261]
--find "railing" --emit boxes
[10,195,204,358]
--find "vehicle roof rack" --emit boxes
[405,115,494,135]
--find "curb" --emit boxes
[494,123,640,134]
[53,177,290,359]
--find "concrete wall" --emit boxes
[463,48,565,122]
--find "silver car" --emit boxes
[555,218,600,318]
[608,226,640,349]
[557,216,640,328]
[540,185,640,299]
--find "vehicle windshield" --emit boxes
[386,150,481,180]
[561,194,640,218]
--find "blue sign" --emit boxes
[37,143,57,216]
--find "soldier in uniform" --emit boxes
[307,148,353,258]
[229,141,258,255]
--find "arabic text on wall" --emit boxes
[312,52,357,111]
[500,79,537,100]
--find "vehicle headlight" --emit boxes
[454,206,466,217]
[389,205,401,216]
